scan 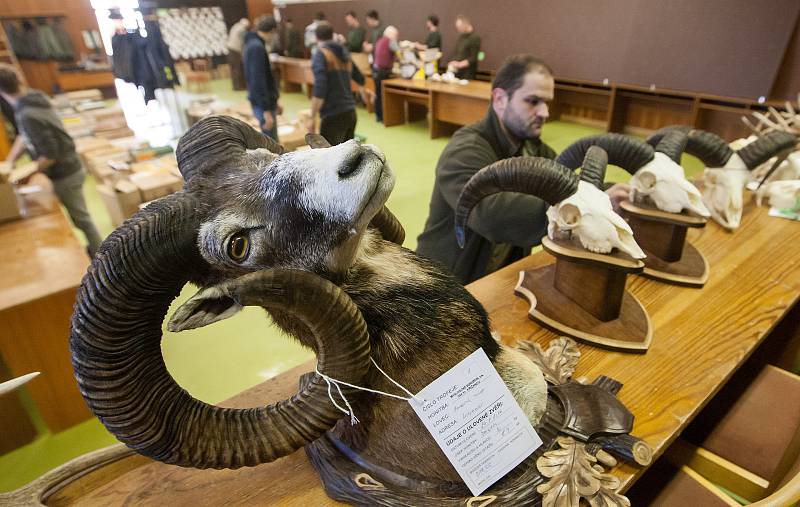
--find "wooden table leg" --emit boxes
[382,88,406,126]
[0,288,92,432]
[0,359,38,453]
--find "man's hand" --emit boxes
[304,117,316,134]
[276,103,284,115]
[605,183,631,212]
[262,111,275,132]
[361,88,376,106]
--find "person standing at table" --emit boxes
[362,10,384,54]
[416,54,630,284]
[0,63,102,256]
[372,26,399,124]
[225,17,250,91]
[304,12,326,54]
[448,15,481,80]
[343,11,365,53]
[306,22,372,145]
[416,14,442,52]
[243,16,282,140]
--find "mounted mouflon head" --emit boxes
[70,116,548,480]
[646,125,797,229]
[454,147,645,259]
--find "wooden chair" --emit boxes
[627,458,800,507]
[668,365,800,502]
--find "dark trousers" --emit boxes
[372,67,391,123]
[227,50,246,90]
[320,109,357,145]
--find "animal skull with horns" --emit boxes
[554,131,710,217]
[454,146,645,259]
[646,126,798,230]
[68,116,648,505]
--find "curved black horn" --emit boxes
[652,129,689,163]
[454,157,579,248]
[556,134,655,175]
[579,146,609,189]
[71,193,371,469]
[370,206,406,245]
[176,115,285,182]
[648,126,735,167]
[737,131,798,170]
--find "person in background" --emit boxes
[281,18,304,58]
[448,15,481,80]
[225,17,250,91]
[372,25,398,124]
[416,54,630,284]
[362,10,384,54]
[306,22,373,145]
[304,12,326,53]
[243,16,282,140]
[343,11,365,53]
[0,63,102,256]
[415,14,442,52]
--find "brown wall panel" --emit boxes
[282,0,799,100]
[771,15,800,101]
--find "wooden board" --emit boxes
[19,198,800,504]
[641,241,709,287]
[515,267,652,352]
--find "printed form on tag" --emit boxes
[409,348,542,496]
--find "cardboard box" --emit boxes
[0,182,22,223]
[97,180,142,226]
[129,171,183,202]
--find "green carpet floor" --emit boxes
[0,79,705,493]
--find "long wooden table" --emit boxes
[273,56,314,97]
[0,202,92,437]
[48,195,800,505]
[382,78,492,138]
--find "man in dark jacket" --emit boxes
[243,16,282,140]
[306,23,373,145]
[448,15,481,80]
[0,64,102,256]
[416,54,629,284]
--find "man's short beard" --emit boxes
[502,109,539,141]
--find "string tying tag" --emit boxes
[315,357,425,426]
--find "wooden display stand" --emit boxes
[514,236,652,352]
[620,201,709,287]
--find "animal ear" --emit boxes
[167,286,243,332]
[558,202,582,226]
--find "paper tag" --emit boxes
[746,180,760,192]
[769,206,800,221]
[409,348,542,496]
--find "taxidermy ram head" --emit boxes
[647,126,798,230]
[454,146,645,259]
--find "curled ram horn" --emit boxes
[548,147,645,258]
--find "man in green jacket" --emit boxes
[343,11,365,53]
[417,54,629,284]
[448,15,481,80]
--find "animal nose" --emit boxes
[338,141,365,178]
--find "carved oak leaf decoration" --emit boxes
[518,336,580,385]
[587,472,630,507]
[536,436,629,507]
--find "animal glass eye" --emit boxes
[227,233,250,262]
